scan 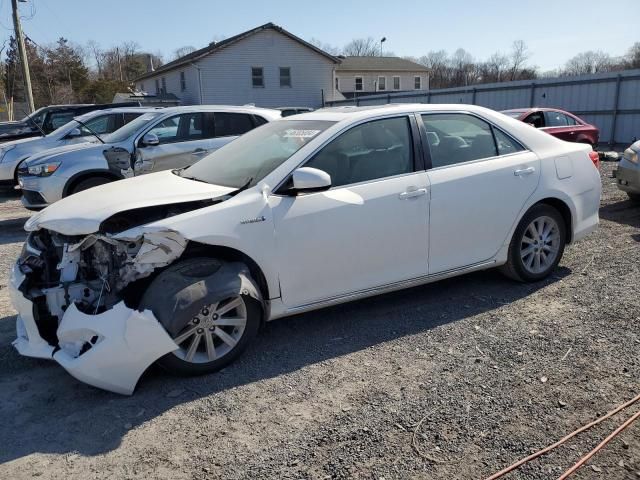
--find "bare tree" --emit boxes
[308,37,340,56]
[418,50,449,88]
[86,40,104,77]
[484,52,509,82]
[564,50,613,75]
[508,40,530,80]
[343,37,379,56]
[173,45,197,60]
[626,42,640,69]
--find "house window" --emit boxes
[252,67,264,87]
[280,67,291,87]
[155,79,160,94]
[161,77,167,94]
[378,76,386,91]
[393,76,400,90]
[180,71,186,91]
[335,77,339,91]
[355,77,363,91]
[414,76,422,90]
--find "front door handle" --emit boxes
[514,167,535,177]
[191,148,209,156]
[399,187,427,199]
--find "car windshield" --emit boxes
[179,120,335,188]
[502,111,525,119]
[102,112,161,143]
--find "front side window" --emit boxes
[180,71,186,91]
[214,112,254,137]
[280,67,291,87]
[181,120,335,188]
[378,76,386,91]
[525,112,545,128]
[48,111,76,131]
[81,114,112,135]
[305,116,414,188]
[103,112,162,144]
[123,112,143,124]
[146,115,180,143]
[252,67,264,87]
[355,77,363,91]
[421,113,524,168]
[393,76,400,90]
[414,76,421,89]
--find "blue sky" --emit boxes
[2,0,637,71]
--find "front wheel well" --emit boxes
[64,171,119,197]
[180,242,271,301]
[532,198,573,243]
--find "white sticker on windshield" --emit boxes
[283,129,321,138]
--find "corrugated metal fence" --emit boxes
[325,69,640,148]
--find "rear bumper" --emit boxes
[614,160,640,194]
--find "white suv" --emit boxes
[10,104,601,394]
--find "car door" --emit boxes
[421,113,540,274]
[271,115,430,308]
[135,112,214,173]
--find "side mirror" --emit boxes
[141,133,160,147]
[290,167,331,194]
[67,128,82,138]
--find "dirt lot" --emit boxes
[0,162,638,480]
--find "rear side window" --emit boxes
[123,112,143,124]
[304,116,414,188]
[493,128,525,156]
[545,111,577,127]
[214,113,254,137]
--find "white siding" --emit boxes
[139,67,200,105]
[197,29,335,108]
[336,71,428,94]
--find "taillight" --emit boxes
[588,151,600,169]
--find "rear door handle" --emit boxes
[399,187,427,199]
[191,148,209,156]
[514,167,535,177]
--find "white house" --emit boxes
[335,56,430,98]
[135,23,341,108]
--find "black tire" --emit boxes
[139,257,262,376]
[69,176,111,195]
[628,192,640,204]
[500,204,567,282]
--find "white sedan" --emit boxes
[9,104,601,394]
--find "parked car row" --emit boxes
[0,102,140,144]
[1,105,281,208]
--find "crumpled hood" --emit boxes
[24,141,98,165]
[25,170,236,235]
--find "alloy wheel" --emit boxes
[519,215,561,275]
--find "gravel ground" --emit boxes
[0,162,638,480]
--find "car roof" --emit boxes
[156,105,282,116]
[290,103,510,122]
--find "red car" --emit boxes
[501,108,599,148]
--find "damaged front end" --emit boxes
[11,226,187,394]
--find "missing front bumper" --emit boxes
[9,265,178,395]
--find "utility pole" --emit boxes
[11,0,35,113]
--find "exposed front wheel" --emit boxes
[139,258,262,376]
[500,204,567,282]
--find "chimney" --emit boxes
[146,54,155,73]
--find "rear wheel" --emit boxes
[500,204,566,282]
[69,176,111,195]
[628,192,640,204]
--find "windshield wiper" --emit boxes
[73,119,105,144]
